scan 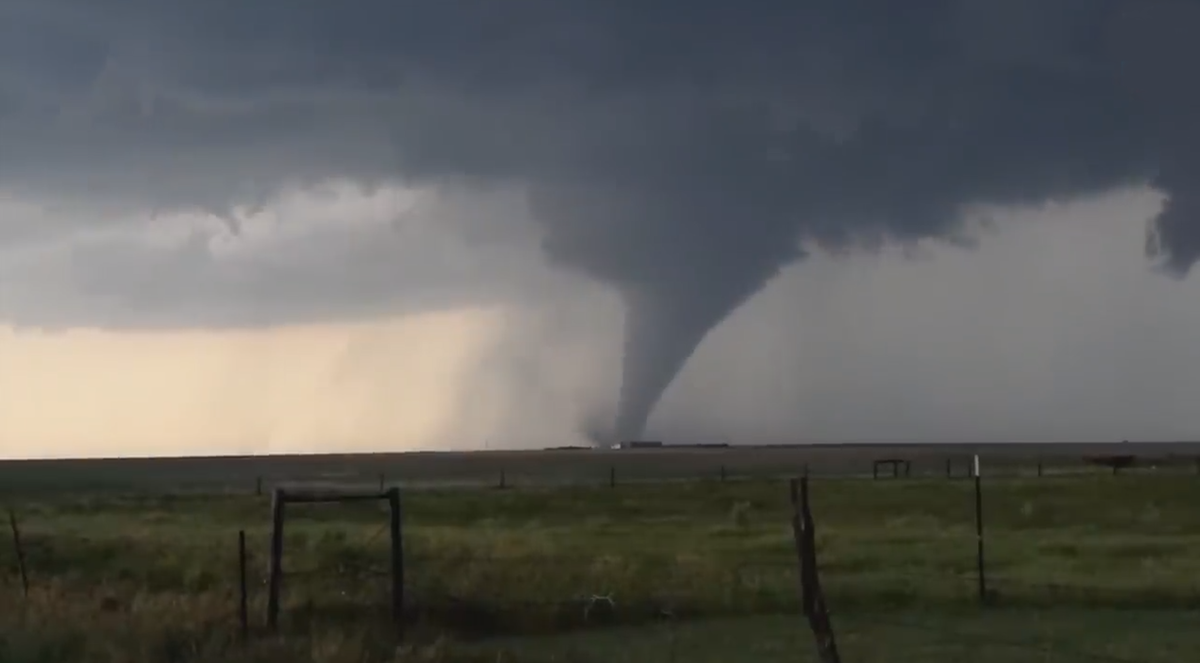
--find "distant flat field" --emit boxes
[2,441,1198,493]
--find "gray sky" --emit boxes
[2,0,1200,457]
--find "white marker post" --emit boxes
[972,452,987,603]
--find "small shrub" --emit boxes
[729,502,752,529]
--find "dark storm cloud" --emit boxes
[1,0,1197,441]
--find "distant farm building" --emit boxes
[614,441,664,449]
[612,441,730,450]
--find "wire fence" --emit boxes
[235,452,1200,492]
[5,448,1199,497]
[3,471,1199,662]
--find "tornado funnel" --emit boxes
[612,266,784,443]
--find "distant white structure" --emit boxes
[613,440,664,450]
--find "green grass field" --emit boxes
[1,467,1199,662]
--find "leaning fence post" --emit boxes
[973,455,988,604]
[789,478,841,663]
[8,509,29,599]
[238,530,249,641]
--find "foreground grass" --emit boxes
[479,609,1200,663]
[1,472,1199,661]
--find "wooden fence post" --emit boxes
[238,530,249,641]
[255,476,263,496]
[973,456,988,604]
[498,470,506,490]
[789,478,841,663]
[610,466,616,488]
[266,490,286,631]
[8,509,28,599]
[387,487,406,641]
[720,465,726,483]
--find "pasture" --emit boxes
[1,444,1199,662]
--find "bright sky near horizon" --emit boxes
[3,1,1200,459]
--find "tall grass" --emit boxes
[1,472,1198,661]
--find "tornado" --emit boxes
[614,290,723,443]
[528,177,804,445]
[612,272,786,442]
